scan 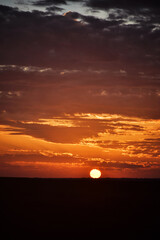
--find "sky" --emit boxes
[0,0,160,178]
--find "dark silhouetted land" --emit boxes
[0,178,160,239]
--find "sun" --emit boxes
[90,169,101,179]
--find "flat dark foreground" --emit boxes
[0,178,160,239]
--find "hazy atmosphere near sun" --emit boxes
[0,0,160,178]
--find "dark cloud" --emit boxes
[46,5,64,12]
[0,3,160,72]
[0,113,146,145]
[33,0,66,6]
[13,124,97,144]
[98,161,152,169]
[126,139,160,157]
[0,153,157,171]
[33,0,84,6]
[0,3,160,119]
[0,153,85,164]
[33,0,160,9]
[86,0,160,10]
[97,138,160,158]
[0,66,160,119]
[0,4,159,68]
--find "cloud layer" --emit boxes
[0,1,160,177]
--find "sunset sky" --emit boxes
[0,0,160,178]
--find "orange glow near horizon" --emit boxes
[0,113,160,178]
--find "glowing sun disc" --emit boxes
[90,169,101,179]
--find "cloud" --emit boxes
[2,113,159,150]
[0,3,159,70]
[33,0,66,6]
[0,1,160,177]
[124,139,160,158]
[0,65,160,120]
[33,0,160,9]
[88,137,160,159]
[86,0,160,10]
[96,160,153,169]
[63,11,81,19]
[46,5,64,12]
[0,151,158,171]
[0,116,112,143]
